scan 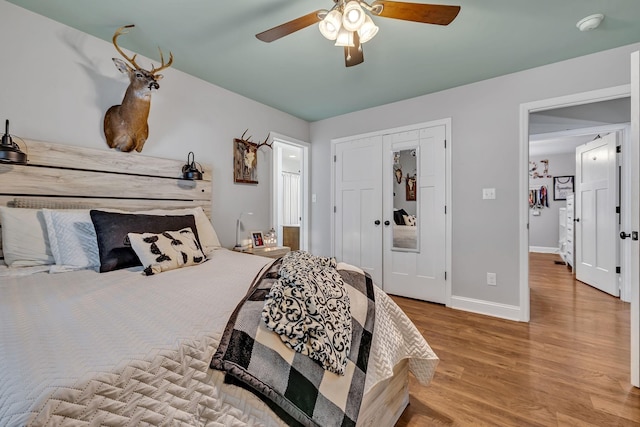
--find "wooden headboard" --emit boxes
[0,138,212,258]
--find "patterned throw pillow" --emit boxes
[127,227,205,276]
[403,214,417,226]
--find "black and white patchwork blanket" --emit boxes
[262,251,352,375]
[211,254,376,427]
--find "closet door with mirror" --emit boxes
[333,123,447,304]
[382,126,447,303]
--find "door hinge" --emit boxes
[444,139,447,149]
[616,266,621,274]
[616,145,621,153]
[334,155,336,162]
[444,205,447,214]
[616,206,620,214]
[333,206,336,213]
[444,271,447,280]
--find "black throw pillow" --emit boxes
[90,210,200,273]
[393,209,408,225]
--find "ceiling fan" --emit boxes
[256,0,460,67]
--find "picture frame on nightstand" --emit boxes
[251,231,265,248]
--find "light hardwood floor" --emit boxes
[393,252,640,426]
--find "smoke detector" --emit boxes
[576,14,604,32]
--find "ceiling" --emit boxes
[529,97,630,156]
[8,0,640,122]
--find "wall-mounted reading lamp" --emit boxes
[0,120,27,164]
[181,151,203,180]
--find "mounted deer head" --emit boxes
[103,25,173,152]
[237,129,272,169]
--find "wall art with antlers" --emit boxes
[233,130,272,184]
[103,25,173,153]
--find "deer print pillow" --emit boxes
[403,214,417,226]
[128,227,205,276]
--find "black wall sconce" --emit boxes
[181,151,203,180]
[0,120,27,164]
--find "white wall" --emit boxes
[310,41,640,313]
[0,1,309,247]
[528,153,575,250]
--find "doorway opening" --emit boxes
[519,85,631,322]
[520,85,639,387]
[528,121,631,299]
[271,133,310,252]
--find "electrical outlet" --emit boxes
[482,188,496,200]
[487,272,497,286]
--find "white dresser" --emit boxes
[564,194,575,271]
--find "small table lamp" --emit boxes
[235,212,253,247]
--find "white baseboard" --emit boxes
[449,296,522,322]
[529,246,559,254]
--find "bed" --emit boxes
[0,139,438,426]
[391,209,418,249]
[392,225,418,249]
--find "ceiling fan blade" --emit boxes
[256,10,325,42]
[371,1,460,25]
[344,32,364,67]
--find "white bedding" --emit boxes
[0,249,269,425]
[0,249,437,426]
[392,224,417,249]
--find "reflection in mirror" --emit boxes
[392,148,418,251]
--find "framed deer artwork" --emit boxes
[233,130,272,184]
[406,175,417,201]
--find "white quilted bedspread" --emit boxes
[0,251,438,426]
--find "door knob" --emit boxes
[384,220,390,226]
[574,218,580,222]
[374,220,381,225]
[620,231,631,239]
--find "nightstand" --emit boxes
[233,246,291,259]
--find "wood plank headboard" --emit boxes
[0,138,213,258]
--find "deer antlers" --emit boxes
[236,129,273,150]
[112,24,174,76]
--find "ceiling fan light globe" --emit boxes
[319,9,343,40]
[358,15,378,43]
[342,1,365,31]
[319,21,338,40]
[334,27,355,47]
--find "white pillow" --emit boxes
[128,227,206,276]
[0,207,54,267]
[41,209,100,273]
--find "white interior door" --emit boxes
[334,136,383,285]
[630,50,639,388]
[382,126,447,303]
[575,133,618,296]
[272,136,309,252]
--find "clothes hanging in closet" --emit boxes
[529,185,548,209]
